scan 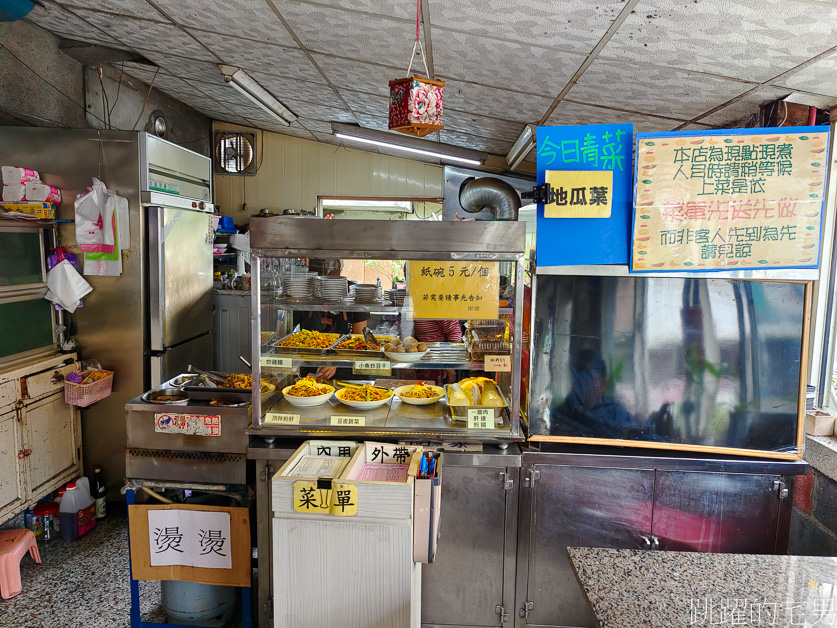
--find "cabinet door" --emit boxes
[421,465,513,627]
[0,408,25,520]
[652,471,781,553]
[524,465,655,628]
[23,392,78,500]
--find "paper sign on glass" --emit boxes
[467,408,494,429]
[331,415,365,426]
[264,412,300,425]
[408,261,499,320]
[260,356,291,369]
[484,355,511,372]
[147,509,232,570]
[631,127,829,272]
[544,170,613,218]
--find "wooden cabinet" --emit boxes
[0,354,82,523]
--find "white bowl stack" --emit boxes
[316,276,349,302]
[353,283,382,303]
[386,288,406,306]
[280,273,315,299]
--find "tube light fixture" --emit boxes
[333,132,484,166]
[506,124,536,170]
[218,64,296,126]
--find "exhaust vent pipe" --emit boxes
[459,177,521,220]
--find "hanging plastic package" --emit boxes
[45,259,93,313]
[74,178,115,254]
[74,178,130,276]
[47,248,84,311]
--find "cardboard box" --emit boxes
[0,202,56,219]
[805,410,836,436]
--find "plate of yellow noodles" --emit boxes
[282,376,334,407]
[393,383,445,406]
[334,384,393,410]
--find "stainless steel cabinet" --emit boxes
[421,460,519,628]
[521,466,654,627]
[514,451,803,628]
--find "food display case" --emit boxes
[247,217,526,443]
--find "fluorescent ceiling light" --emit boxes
[506,124,536,170]
[218,64,296,126]
[333,133,483,166]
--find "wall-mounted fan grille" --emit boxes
[214,131,256,175]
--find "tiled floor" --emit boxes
[0,510,163,628]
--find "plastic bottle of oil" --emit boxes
[59,480,96,541]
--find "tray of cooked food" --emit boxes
[329,333,396,357]
[392,382,445,406]
[282,376,335,407]
[334,383,394,409]
[271,330,342,355]
[184,372,277,403]
[464,319,507,338]
[445,376,508,420]
[383,336,429,362]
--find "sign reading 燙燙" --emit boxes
[147,509,231,569]
[632,127,830,272]
[408,261,498,320]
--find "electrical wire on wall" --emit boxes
[132,68,159,131]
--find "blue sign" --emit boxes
[536,123,633,266]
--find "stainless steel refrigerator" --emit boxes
[0,128,214,490]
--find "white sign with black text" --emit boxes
[147,509,232,570]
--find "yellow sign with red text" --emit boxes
[408,262,499,320]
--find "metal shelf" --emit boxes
[261,342,485,370]
[263,299,402,313]
[252,396,517,441]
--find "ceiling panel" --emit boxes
[602,0,837,82]
[279,3,423,66]
[70,9,216,60]
[150,0,296,46]
[335,89,389,117]
[441,79,554,122]
[312,55,400,97]
[352,112,392,133]
[438,130,513,155]
[546,101,685,133]
[139,52,225,84]
[26,2,120,44]
[430,1,625,53]
[432,29,584,97]
[776,53,837,97]
[567,59,753,119]
[284,0,415,21]
[297,118,336,136]
[280,98,358,124]
[250,72,339,107]
[441,110,525,143]
[678,123,718,131]
[696,86,791,127]
[57,0,164,19]
[191,33,323,83]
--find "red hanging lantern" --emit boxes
[388,0,444,137]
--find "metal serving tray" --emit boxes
[445,385,509,420]
[270,331,342,356]
[328,334,396,358]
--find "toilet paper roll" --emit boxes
[1,166,39,185]
[2,184,26,202]
[25,181,61,204]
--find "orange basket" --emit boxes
[64,371,114,407]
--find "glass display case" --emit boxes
[248,217,527,443]
[528,273,809,459]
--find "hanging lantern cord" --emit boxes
[405,0,431,78]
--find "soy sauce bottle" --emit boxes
[93,467,106,519]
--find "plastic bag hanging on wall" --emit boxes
[388,0,444,137]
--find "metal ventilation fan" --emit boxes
[213,131,256,175]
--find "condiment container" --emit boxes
[32,502,59,541]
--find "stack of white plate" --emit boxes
[316,276,348,302]
[386,288,406,306]
[353,283,382,303]
[280,273,315,298]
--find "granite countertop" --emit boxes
[569,547,837,627]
